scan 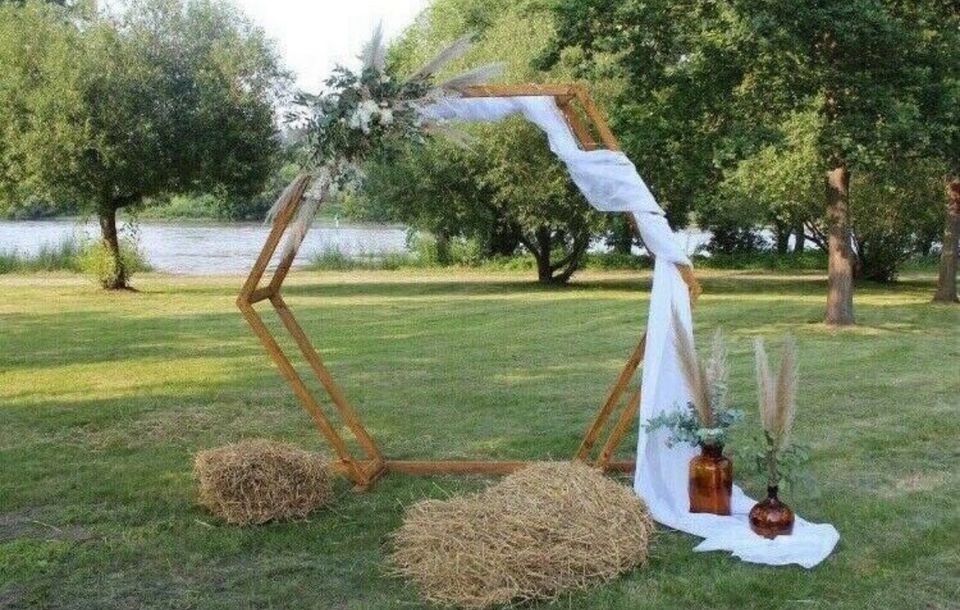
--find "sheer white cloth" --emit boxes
[420,96,838,568]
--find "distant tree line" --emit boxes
[1,0,956,315]
[362,0,959,319]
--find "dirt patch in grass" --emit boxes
[0,509,91,543]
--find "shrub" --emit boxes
[77,238,151,287]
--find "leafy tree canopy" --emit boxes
[0,0,289,287]
[365,0,606,283]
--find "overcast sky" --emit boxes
[234,0,431,91]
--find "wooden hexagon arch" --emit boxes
[237,84,701,489]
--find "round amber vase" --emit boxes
[688,444,733,515]
[749,486,795,539]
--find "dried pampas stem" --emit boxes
[280,171,329,261]
[671,308,713,426]
[705,329,729,413]
[439,63,506,92]
[754,336,798,450]
[409,32,476,81]
[773,337,798,448]
[754,338,775,433]
[359,22,386,72]
[264,175,305,228]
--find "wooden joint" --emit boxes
[247,286,274,304]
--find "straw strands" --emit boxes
[194,439,332,525]
[389,461,654,608]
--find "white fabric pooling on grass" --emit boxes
[421,95,839,568]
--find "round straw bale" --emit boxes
[194,439,331,525]
[389,461,654,608]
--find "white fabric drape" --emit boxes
[420,96,838,568]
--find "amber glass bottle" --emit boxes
[688,444,733,515]
[749,486,795,538]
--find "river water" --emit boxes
[0,219,710,275]
[0,219,409,275]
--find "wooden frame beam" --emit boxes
[237,85,700,488]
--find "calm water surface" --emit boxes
[0,219,710,275]
[0,219,408,274]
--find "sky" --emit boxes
[234,0,432,91]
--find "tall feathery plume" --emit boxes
[754,337,775,434]
[438,63,506,93]
[705,329,729,414]
[281,170,330,260]
[773,337,798,449]
[671,308,713,427]
[359,22,386,72]
[264,176,306,228]
[408,32,476,81]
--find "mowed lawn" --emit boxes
[0,269,957,609]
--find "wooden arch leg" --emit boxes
[237,175,384,488]
[575,333,646,466]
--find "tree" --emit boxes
[364,139,502,266]
[481,120,603,283]
[371,0,605,283]
[917,2,960,303]
[548,0,933,324]
[541,0,754,229]
[0,0,288,288]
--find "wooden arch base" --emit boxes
[237,85,700,489]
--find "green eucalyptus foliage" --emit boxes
[290,66,430,173]
[738,434,812,491]
[645,403,744,449]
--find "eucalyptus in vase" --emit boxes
[646,314,743,516]
[748,336,803,539]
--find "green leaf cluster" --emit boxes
[645,402,744,449]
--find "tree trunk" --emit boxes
[825,166,855,325]
[774,222,790,255]
[434,232,452,266]
[521,226,555,284]
[793,223,805,253]
[933,178,960,303]
[98,206,128,290]
[551,230,591,284]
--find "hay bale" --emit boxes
[194,439,331,525]
[389,461,654,608]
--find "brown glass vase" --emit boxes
[749,486,795,539]
[688,444,733,515]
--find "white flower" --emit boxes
[348,99,381,134]
[379,107,394,125]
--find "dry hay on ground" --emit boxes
[194,439,331,525]
[389,461,654,608]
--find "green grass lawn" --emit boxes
[1,269,957,609]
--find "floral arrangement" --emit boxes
[645,311,743,448]
[749,336,808,488]
[272,26,502,252]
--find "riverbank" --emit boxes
[0,218,408,274]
